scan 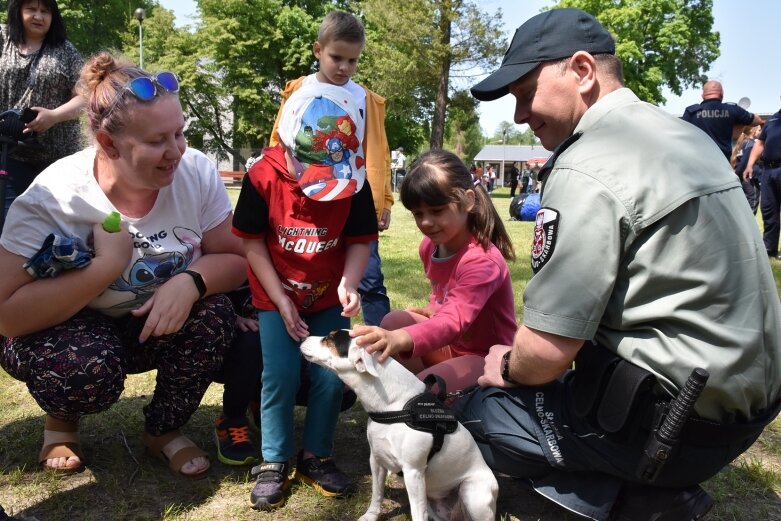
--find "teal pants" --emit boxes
[258,306,348,462]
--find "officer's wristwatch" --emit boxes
[501,350,517,384]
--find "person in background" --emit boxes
[235,83,377,511]
[520,166,531,193]
[681,80,762,160]
[744,105,781,260]
[269,10,392,328]
[731,125,762,214]
[245,150,259,171]
[0,51,245,477]
[509,161,520,197]
[353,149,517,393]
[0,0,84,232]
[457,8,781,521]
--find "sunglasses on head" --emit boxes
[103,71,180,120]
[124,71,179,100]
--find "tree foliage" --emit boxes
[61,0,158,56]
[359,0,505,151]
[491,121,539,146]
[553,0,719,104]
[443,89,482,160]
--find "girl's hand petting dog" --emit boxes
[351,325,414,363]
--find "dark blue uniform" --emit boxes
[758,111,781,256]
[735,139,761,213]
[682,99,755,158]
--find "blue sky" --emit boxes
[160,0,781,135]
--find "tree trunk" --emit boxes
[429,0,452,150]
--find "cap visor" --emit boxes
[471,62,539,102]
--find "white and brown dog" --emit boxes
[300,330,498,521]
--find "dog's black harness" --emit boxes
[367,374,459,462]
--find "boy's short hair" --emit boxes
[317,11,365,47]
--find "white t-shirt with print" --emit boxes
[1,147,232,317]
[302,74,366,143]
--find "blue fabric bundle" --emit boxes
[519,193,541,221]
[23,233,94,279]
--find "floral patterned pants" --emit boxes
[0,294,235,435]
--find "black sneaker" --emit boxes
[247,400,260,433]
[611,484,714,521]
[293,451,357,498]
[249,461,291,510]
[214,414,257,466]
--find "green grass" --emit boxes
[1,186,780,520]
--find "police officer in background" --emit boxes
[681,80,763,159]
[744,106,781,260]
[456,8,781,521]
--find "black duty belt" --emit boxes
[368,373,459,462]
[764,160,781,169]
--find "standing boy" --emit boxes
[269,10,392,327]
[234,83,377,509]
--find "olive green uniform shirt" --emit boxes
[523,88,781,423]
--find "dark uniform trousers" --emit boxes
[760,165,781,255]
[453,343,777,521]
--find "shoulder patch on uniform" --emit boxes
[531,207,559,273]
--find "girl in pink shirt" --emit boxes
[353,149,517,391]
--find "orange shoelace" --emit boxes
[227,425,251,444]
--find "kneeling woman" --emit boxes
[0,52,245,476]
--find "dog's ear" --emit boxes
[355,348,380,377]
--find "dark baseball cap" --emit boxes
[471,8,615,102]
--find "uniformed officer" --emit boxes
[744,108,781,259]
[681,80,762,159]
[456,8,781,521]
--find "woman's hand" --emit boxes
[351,324,413,363]
[24,107,58,133]
[131,272,201,343]
[91,223,132,277]
[276,295,308,341]
[338,279,361,318]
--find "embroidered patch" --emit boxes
[531,207,559,273]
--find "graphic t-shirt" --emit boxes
[1,147,232,317]
[231,145,378,312]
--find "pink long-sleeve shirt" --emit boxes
[405,236,517,358]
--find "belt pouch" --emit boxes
[596,361,656,436]
[572,342,621,419]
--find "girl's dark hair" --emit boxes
[400,149,515,261]
[7,0,68,47]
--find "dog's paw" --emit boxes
[357,514,380,521]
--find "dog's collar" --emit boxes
[368,374,459,462]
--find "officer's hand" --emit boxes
[477,344,514,388]
[743,166,753,182]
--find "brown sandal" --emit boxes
[143,430,210,478]
[39,415,84,473]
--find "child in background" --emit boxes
[269,10,393,327]
[353,149,517,392]
[232,83,377,510]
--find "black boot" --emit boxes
[611,484,714,521]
